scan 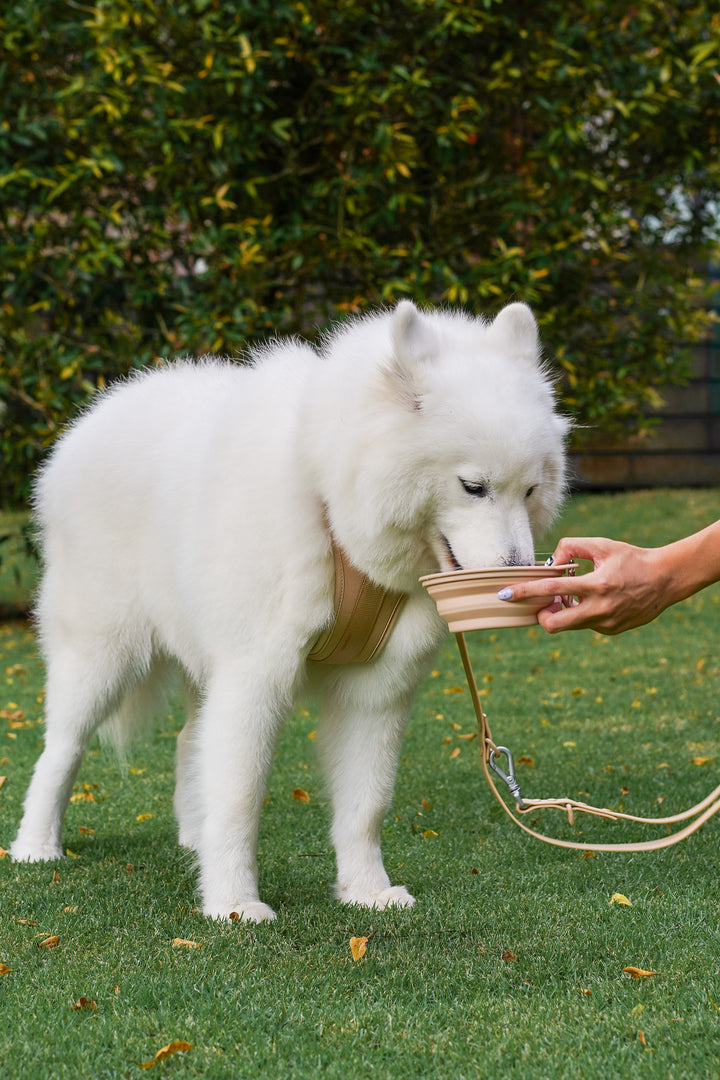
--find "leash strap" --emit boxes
[308,538,406,664]
[455,631,720,852]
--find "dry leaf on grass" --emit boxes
[610,893,632,906]
[623,966,658,979]
[0,776,6,789]
[172,939,200,949]
[139,1042,192,1069]
[350,933,375,961]
[37,936,60,949]
[71,997,97,1011]
[0,964,13,974]
[293,788,310,803]
[0,846,10,858]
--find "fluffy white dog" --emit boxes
[12,300,568,921]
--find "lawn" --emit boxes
[1,488,719,1079]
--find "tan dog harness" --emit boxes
[308,535,407,664]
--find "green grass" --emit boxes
[1,489,720,1079]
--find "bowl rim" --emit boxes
[419,563,577,587]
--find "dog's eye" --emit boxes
[525,486,535,499]
[460,478,488,498]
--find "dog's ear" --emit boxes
[386,300,438,409]
[489,302,539,363]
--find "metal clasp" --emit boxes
[488,745,526,809]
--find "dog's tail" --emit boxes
[99,658,180,761]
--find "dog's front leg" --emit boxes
[319,674,416,911]
[194,666,288,923]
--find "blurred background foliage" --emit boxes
[1,0,719,504]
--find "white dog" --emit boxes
[12,301,567,921]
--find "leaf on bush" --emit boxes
[293,788,310,803]
[350,936,370,961]
[139,1042,192,1069]
[623,966,658,979]
[610,893,632,906]
[71,997,97,1011]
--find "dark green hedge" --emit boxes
[1,0,718,503]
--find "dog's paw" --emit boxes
[10,839,64,863]
[204,900,278,924]
[338,884,416,911]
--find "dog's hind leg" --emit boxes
[318,672,416,911]
[11,639,137,862]
[174,678,203,852]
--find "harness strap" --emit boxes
[308,537,407,665]
[455,631,720,852]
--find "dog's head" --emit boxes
[384,300,569,573]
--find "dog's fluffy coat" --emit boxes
[12,301,567,920]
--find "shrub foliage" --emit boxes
[1,0,718,503]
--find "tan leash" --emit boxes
[306,530,720,848]
[455,631,720,851]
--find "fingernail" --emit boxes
[497,587,513,601]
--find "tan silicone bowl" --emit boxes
[420,562,577,632]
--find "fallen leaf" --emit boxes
[78,826,95,835]
[292,788,310,803]
[350,936,370,961]
[458,732,477,741]
[610,893,632,907]
[691,756,712,766]
[449,747,460,759]
[136,813,153,822]
[71,997,97,1011]
[63,906,78,913]
[422,830,439,838]
[70,792,96,803]
[708,993,720,1011]
[502,951,518,962]
[638,1030,647,1046]
[139,1041,192,1069]
[0,964,13,974]
[623,966,658,979]
[421,798,433,810]
[172,939,200,949]
[443,686,464,695]
[37,936,60,949]
[0,846,10,858]
[517,755,534,766]
[579,988,592,996]
[0,776,6,789]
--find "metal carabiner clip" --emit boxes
[488,745,526,809]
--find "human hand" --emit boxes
[497,536,669,635]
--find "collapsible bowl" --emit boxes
[419,562,577,632]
